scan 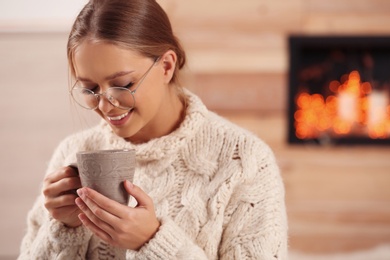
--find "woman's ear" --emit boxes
[160,50,177,84]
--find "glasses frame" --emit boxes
[70,57,159,111]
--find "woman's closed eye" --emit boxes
[90,86,100,93]
[115,82,134,89]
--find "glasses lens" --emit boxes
[106,87,134,110]
[71,86,99,109]
[71,85,135,110]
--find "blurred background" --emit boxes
[1,0,390,259]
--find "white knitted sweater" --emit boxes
[19,90,288,259]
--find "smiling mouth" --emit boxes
[107,112,129,121]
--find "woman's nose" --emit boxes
[98,94,115,113]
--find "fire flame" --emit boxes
[295,70,390,140]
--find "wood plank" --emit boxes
[289,222,390,253]
[188,73,286,112]
[185,49,286,74]
[303,14,390,34]
[179,31,285,53]
[306,0,390,13]
[289,202,390,224]
[279,145,390,202]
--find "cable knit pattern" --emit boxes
[18,90,288,259]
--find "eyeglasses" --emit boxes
[70,58,158,111]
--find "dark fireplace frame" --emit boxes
[287,35,390,145]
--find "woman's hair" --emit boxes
[67,0,186,85]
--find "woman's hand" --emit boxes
[42,166,82,228]
[75,180,160,250]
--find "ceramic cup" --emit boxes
[75,149,135,205]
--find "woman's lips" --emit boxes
[107,112,129,121]
[107,111,131,126]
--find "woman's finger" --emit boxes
[124,181,153,209]
[77,187,126,218]
[50,205,80,221]
[43,166,80,197]
[78,212,114,244]
[43,176,81,197]
[44,167,78,184]
[75,195,116,234]
[44,193,78,209]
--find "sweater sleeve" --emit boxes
[126,217,209,259]
[219,144,288,259]
[18,137,93,259]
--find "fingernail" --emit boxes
[126,180,133,188]
[77,189,83,197]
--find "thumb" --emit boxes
[124,180,152,208]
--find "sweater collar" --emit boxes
[101,89,208,163]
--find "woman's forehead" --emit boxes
[73,42,146,79]
[75,41,143,62]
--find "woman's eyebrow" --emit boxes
[76,70,135,82]
[105,70,134,80]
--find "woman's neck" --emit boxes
[126,87,186,144]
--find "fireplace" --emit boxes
[288,35,390,145]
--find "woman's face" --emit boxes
[73,41,183,143]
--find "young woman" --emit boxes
[19,0,288,259]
